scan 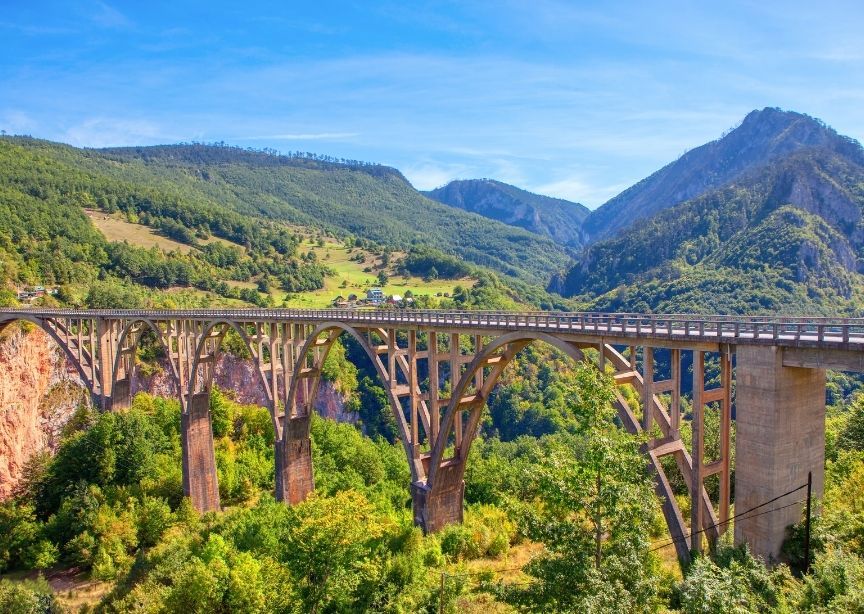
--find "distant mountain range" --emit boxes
[3,107,863,315]
[426,108,864,314]
[424,179,589,248]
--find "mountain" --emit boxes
[92,145,572,284]
[425,179,590,247]
[582,107,862,241]
[0,138,573,306]
[557,110,864,315]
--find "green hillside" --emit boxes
[0,137,572,309]
[559,123,864,315]
[88,143,572,283]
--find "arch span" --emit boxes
[188,319,271,413]
[278,322,424,503]
[109,318,177,411]
[0,315,97,396]
[414,332,702,564]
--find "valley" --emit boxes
[1,107,864,613]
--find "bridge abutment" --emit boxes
[275,415,314,504]
[181,392,221,512]
[734,345,825,562]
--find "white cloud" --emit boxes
[401,162,472,191]
[0,110,38,134]
[530,177,628,208]
[90,1,132,29]
[242,132,360,141]
[62,118,166,147]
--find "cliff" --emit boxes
[0,325,89,498]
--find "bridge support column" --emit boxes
[181,392,221,512]
[110,377,132,411]
[734,345,825,562]
[276,415,314,504]
[412,465,464,534]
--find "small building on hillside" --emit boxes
[367,287,385,304]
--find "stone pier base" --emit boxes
[181,392,221,512]
[110,377,132,411]
[276,415,314,504]
[412,464,464,534]
[734,345,825,561]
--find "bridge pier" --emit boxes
[734,345,825,562]
[181,392,221,512]
[275,415,314,504]
[412,464,464,534]
[110,377,132,411]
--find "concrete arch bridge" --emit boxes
[2,308,860,564]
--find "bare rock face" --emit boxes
[0,325,89,499]
[132,353,355,422]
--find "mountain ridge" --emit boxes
[557,118,864,315]
[424,178,589,247]
[582,107,863,242]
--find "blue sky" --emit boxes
[2,1,863,207]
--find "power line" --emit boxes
[441,479,811,609]
[650,482,809,552]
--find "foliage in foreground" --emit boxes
[2,359,864,611]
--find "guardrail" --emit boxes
[2,308,864,348]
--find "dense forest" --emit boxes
[2,355,863,612]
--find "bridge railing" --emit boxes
[3,308,864,346]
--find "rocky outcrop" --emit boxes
[0,325,89,498]
[131,354,355,422]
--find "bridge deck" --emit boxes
[3,308,864,351]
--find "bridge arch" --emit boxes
[416,332,594,531]
[187,319,271,415]
[284,322,421,486]
[0,315,97,396]
[109,318,177,410]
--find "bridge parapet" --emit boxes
[3,308,864,349]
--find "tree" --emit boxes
[839,396,864,451]
[283,490,389,612]
[377,270,389,286]
[503,363,659,612]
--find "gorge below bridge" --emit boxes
[2,307,860,566]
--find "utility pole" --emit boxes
[804,471,812,575]
[439,572,445,614]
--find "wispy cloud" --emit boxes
[89,1,132,29]
[62,117,167,147]
[241,132,360,141]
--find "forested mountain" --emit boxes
[0,137,572,308]
[91,143,571,283]
[556,110,864,315]
[582,107,861,241]
[425,179,589,247]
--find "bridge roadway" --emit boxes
[5,307,864,349]
[1,307,860,565]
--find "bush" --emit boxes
[439,505,515,561]
[0,578,62,614]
